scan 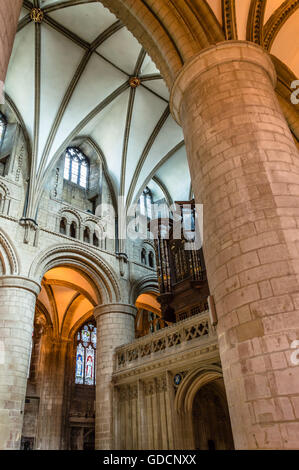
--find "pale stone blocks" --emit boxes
[94,303,136,450]
[170,41,299,449]
[0,278,39,450]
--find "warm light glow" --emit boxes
[135,293,161,315]
[44,267,97,303]
[38,267,97,337]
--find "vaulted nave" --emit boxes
[0,0,298,450]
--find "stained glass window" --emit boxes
[64,147,89,189]
[0,112,7,148]
[75,322,96,386]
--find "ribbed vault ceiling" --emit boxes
[38,266,98,337]
[6,0,190,214]
[5,0,299,215]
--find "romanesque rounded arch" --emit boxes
[29,243,121,305]
[0,181,10,216]
[0,228,20,275]
[58,207,82,225]
[83,217,105,234]
[129,274,159,304]
[0,181,10,198]
[174,364,223,414]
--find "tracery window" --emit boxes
[64,147,89,189]
[0,112,7,148]
[139,187,152,219]
[75,322,97,386]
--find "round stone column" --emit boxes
[0,0,23,82]
[94,303,136,450]
[35,336,70,450]
[0,276,40,450]
[170,41,299,449]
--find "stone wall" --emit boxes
[113,311,222,450]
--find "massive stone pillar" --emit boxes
[94,303,136,449]
[170,41,299,449]
[0,276,40,450]
[0,0,22,82]
[35,336,70,450]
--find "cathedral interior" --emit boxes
[0,0,299,451]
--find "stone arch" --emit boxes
[0,181,10,214]
[83,226,91,244]
[143,240,156,268]
[59,207,82,225]
[59,217,67,235]
[0,228,20,275]
[83,216,101,225]
[35,298,53,331]
[130,274,159,305]
[99,0,224,88]
[148,250,155,268]
[29,243,121,305]
[58,208,82,238]
[83,217,105,247]
[69,220,77,239]
[141,247,146,265]
[174,364,223,414]
[0,181,10,198]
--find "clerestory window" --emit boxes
[64,147,89,189]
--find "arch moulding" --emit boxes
[98,0,223,88]
[174,364,224,414]
[29,243,122,305]
[0,228,20,275]
[129,274,159,305]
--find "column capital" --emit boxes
[170,40,276,125]
[94,302,137,319]
[0,275,41,296]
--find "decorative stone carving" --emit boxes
[129,77,141,88]
[264,0,299,50]
[156,375,167,393]
[222,0,237,40]
[246,0,265,44]
[15,144,24,182]
[53,168,59,198]
[115,310,211,372]
[0,229,19,274]
[30,8,44,23]
[19,218,39,247]
[144,380,155,396]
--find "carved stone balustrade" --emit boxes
[113,311,218,377]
